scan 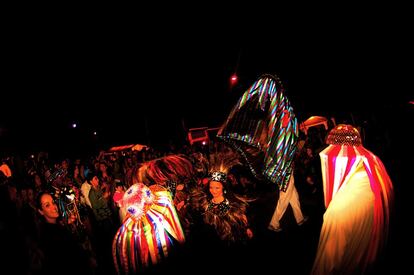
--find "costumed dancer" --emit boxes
[137,154,197,234]
[311,124,394,274]
[112,182,185,274]
[217,74,306,231]
[190,150,253,243]
[138,154,195,202]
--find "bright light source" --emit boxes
[72,123,77,128]
[93,131,97,135]
[202,141,206,145]
[230,74,238,86]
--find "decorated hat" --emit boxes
[122,183,154,220]
[208,147,241,184]
[326,124,362,146]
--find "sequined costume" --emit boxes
[217,74,298,191]
[112,183,185,274]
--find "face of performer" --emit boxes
[38,193,59,224]
[209,181,224,199]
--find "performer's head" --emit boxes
[133,154,196,199]
[208,171,228,199]
[137,154,195,186]
[320,124,367,207]
[326,124,362,146]
[207,148,240,199]
[121,183,154,221]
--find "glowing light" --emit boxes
[230,74,238,84]
[66,194,75,201]
[72,123,77,128]
[93,131,97,135]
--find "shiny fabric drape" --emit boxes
[113,184,185,274]
[217,74,298,191]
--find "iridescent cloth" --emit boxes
[312,125,394,274]
[112,183,185,274]
[217,74,298,191]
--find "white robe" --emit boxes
[311,161,374,274]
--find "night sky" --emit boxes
[1,11,411,157]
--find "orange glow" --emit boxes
[300,115,329,135]
[188,127,209,145]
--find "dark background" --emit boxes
[0,7,412,274]
[0,8,411,159]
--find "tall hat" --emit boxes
[217,74,298,191]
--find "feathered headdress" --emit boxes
[208,147,241,184]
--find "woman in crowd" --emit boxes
[36,191,92,274]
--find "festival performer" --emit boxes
[137,154,197,234]
[190,150,253,243]
[311,124,394,274]
[217,74,306,231]
[112,182,185,274]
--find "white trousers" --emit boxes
[269,175,305,228]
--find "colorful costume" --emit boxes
[311,124,394,274]
[189,151,251,243]
[268,174,307,231]
[217,74,305,231]
[137,154,196,234]
[112,183,185,274]
[217,74,298,191]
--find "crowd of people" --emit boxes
[0,75,401,275]
[1,131,394,274]
[0,135,329,274]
